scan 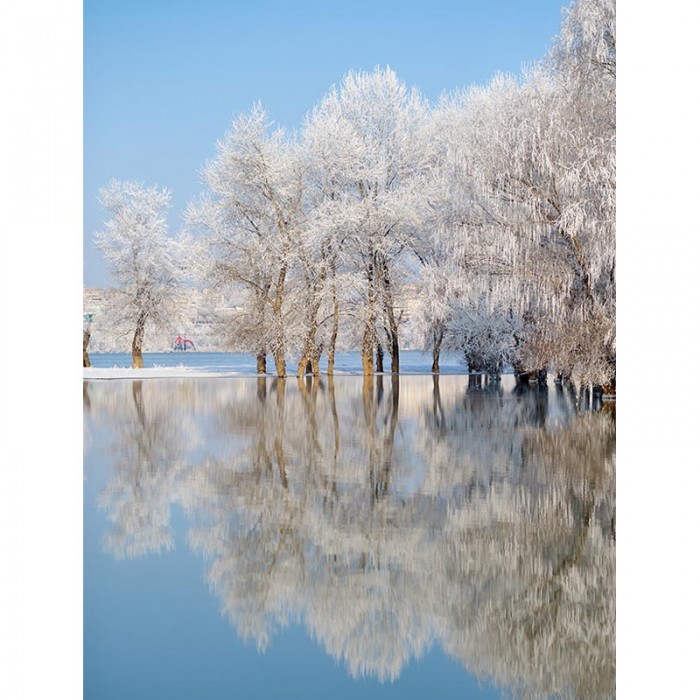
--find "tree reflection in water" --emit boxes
[84,375,615,699]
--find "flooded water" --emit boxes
[83,374,615,700]
[85,350,471,375]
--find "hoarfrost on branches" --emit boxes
[95,180,190,368]
[187,104,305,377]
[94,0,615,387]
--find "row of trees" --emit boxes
[91,0,615,386]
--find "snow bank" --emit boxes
[83,367,239,380]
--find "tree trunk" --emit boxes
[431,325,443,374]
[311,346,321,377]
[327,286,339,376]
[272,261,288,378]
[362,326,374,375]
[362,248,377,376]
[389,351,398,375]
[376,343,384,373]
[380,259,400,374]
[297,290,323,378]
[388,318,399,374]
[83,326,91,368]
[131,313,146,368]
[256,352,267,374]
[467,373,484,392]
[273,348,286,378]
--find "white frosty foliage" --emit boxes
[91,0,615,385]
[302,67,431,370]
[404,0,615,384]
[95,180,191,362]
[186,104,305,376]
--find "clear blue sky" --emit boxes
[84,0,569,287]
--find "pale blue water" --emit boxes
[86,350,471,375]
[84,374,615,699]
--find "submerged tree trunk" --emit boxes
[256,351,267,374]
[256,376,267,401]
[83,326,91,368]
[131,312,147,368]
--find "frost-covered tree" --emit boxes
[95,0,614,384]
[303,67,429,374]
[410,98,521,377]
[294,144,349,377]
[95,180,187,368]
[188,105,305,377]
[417,0,615,386]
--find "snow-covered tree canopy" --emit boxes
[95,180,190,367]
[302,67,431,374]
[185,104,306,377]
[185,0,614,384]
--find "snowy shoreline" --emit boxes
[84,367,240,380]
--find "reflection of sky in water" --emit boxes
[84,375,615,700]
[85,499,485,700]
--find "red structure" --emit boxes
[172,335,196,351]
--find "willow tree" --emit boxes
[188,105,305,378]
[95,180,185,368]
[304,67,429,375]
[421,0,615,386]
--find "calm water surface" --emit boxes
[85,350,471,374]
[83,374,615,699]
